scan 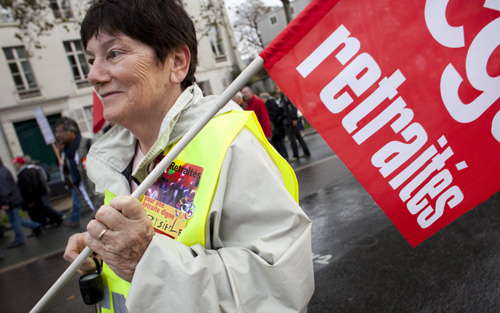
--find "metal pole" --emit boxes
[29,56,264,313]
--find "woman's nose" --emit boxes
[87,59,110,86]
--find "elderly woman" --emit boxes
[63,0,314,312]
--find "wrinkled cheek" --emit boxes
[132,65,163,98]
[133,60,150,82]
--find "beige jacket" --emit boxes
[86,84,314,312]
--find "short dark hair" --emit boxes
[81,0,198,90]
[55,117,80,134]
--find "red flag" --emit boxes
[93,91,105,133]
[261,0,500,247]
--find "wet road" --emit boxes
[297,134,500,313]
[1,131,499,312]
[0,212,96,313]
[0,253,88,313]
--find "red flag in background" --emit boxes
[260,0,500,247]
[93,91,105,133]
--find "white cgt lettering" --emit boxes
[353,96,413,145]
[407,169,453,215]
[320,53,381,114]
[417,185,464,229]
[424,0,465,48]
[427,0,500,142]
[440,17,500,141]
[342,70,406,134]
[371,123,427,178]
[296,25,360,78]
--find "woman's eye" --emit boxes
[108,50,121,59]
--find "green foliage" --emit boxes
[231,63,241,80]
[1,0,53,55]
[190,0,226,40]
[0,0,92,56]
[248,66,269,84]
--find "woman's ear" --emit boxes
[169,45,191,84]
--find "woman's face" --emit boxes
[85,32,173,126]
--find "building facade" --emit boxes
[257,0,311,48]
[248,0,311,95]
[0,0,243,173]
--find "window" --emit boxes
[84,105,93,132]
[64,40,90,88]
[0,7,14,23]
[270,14,278,26]
[70,108,90,134]
[208,27,227,63]
[50,0,73,19]
[198,81,213,96]
[3,46,41,99]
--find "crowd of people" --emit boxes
[0,117,102,260]
[235,85,312,162]
[0,157,59,259]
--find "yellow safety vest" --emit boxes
[99,110,298,312]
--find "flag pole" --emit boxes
[29,56,264,313]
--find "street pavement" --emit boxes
[0,197,97,313]
[302,161,500,313]
[0,198,95,273]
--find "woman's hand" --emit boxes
[63,233,99,276]
[85,196,154,282]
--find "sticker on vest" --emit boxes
[141,159,203,239]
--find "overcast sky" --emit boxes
[225,0,283,6]
[224,0,283,22]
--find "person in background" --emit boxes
[0,157,42,248]
[259,92,289,160]
[63,1,314,312]
[231,91,246,110]
[241,86,273,139]
[24,158,65,228]
[276,85,311,161]
[12,157,64,229]
[55,117,98,228]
